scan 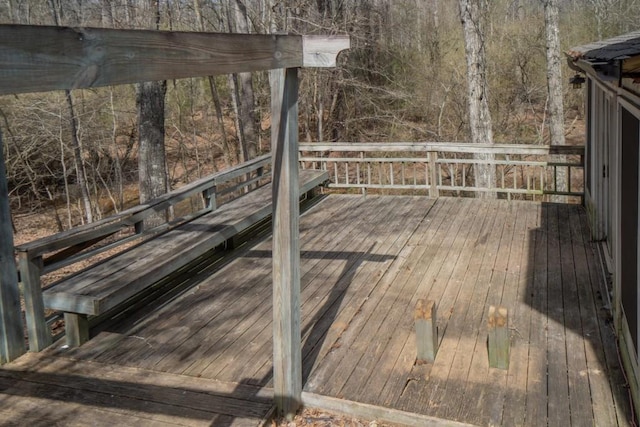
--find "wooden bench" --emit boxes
[17,156,328,349]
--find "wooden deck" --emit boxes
[0,196,633,426]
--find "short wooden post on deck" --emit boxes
[0,129,26,363]
[488,305,510,370]
[415,299,438,363]
[271,66,302,420]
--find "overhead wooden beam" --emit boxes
[0,26,349,95]
[0,25,302,95]
[0,129,26,363]
[271,66,301,420]
[302,36,350,67]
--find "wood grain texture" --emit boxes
[415,299,437,363]
[487,306,509,370]
[301,391,478,427]
[302,36,350,67]
[270,67,301,418]
[299,142,585,156]
[64,313,89,347]
[0,25,302,95]
[9,198,629,426]
[17,252,51,352]
[42,169,328,317]
[0,352,273,426]
[0,130,25,362]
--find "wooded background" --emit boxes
[1,0,637,230]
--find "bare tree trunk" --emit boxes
[193,0,233,167]
[137,80,168,228]
[65,91,93,223]
[227,0,259,160]
[49,0,94,223]
[135,0,168,229]
[228,73,246,163]
[542,0,567,201]
[459,0,495,198]
[543,0,565,148]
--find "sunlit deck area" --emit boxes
[0,195,633,426]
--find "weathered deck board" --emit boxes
[559,205,594,426]
[524,202,549,427]
[501,203,538,426]
[0,352,272,426]
[427,198,496,418]
[577,208,633,426]
[1,196,632,426]
[204,195,412,383]
[190,195,407,381]
[339,196,456,404]
[107,196,356,367]
[246,198,433,386]
[376,197,477,408]
[453,199,515,425]
[546,204,572,426]
[307,197,437,397]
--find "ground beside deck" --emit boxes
[0,195,632,426]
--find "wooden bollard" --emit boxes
[415,299,437,363]
[488,305,509,370]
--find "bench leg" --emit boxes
[225,235,239,250]
[64,313,89,347]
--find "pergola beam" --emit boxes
[0,25,303,95]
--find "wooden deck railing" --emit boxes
[17,154,271,273]
[299,142,585,201]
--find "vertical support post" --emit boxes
[270,67,301,420]
[18,252,51,351]
[488,305,510,370]
[0,129,26,363]
[415,299,437,363]
[429,151,439,198]
[64,313,89,347]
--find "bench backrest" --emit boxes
[16,154,272,276]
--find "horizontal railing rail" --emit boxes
[299,142,584,201]
[16,154,271,275]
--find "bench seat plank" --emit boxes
[43,169,328,317]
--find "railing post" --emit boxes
[270,66,302,420]
[18,252,51,352]
[429,151,439,198]
[202,186,217,211]
[0,130,26,362]
[360,152,366,197]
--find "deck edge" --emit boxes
[301,391,480,427]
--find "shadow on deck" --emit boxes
[0,195,634,426]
